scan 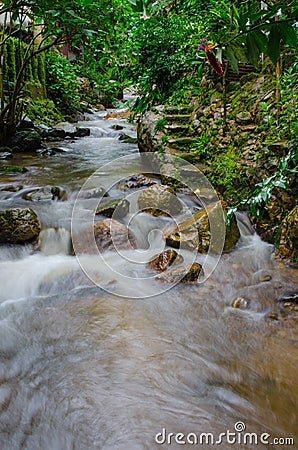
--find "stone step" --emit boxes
[164,105,193,115]
[168,137,195,147]
[164,124,190,135]
[165,114,191,124]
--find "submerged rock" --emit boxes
[231,297,250,309]
[157,262,203,283]
[164,201,240,253]
[148,249,183,272]
[138,184,183,217]
[0,207,41,244]
[95,198,129,218]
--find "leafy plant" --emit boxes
[45,50,80,112]
[228,148,297,221]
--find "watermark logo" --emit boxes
[154,422,295,446]
[71,153,226,298]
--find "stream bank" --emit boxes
[137,72,297,263]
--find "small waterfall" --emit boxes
[38,228,71,256]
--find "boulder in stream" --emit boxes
[157,262,203,283]
[74,218,135,254]
[148,249,183,272]
[23,186,66,202]
[138,184,183,217]
[95,198,129,219]
[164,200,240,253]
[0,207,41,244]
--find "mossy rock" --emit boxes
[0,208,41,244]
[0,165,28,174]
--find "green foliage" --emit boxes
[154,118,167,132]
[209,148,242,199]
[228,148,298,219]
[45,50,80,111]
[278,54,298,146]
[128,13,202,105]
[204,0,297,72]
[26,99,65,126]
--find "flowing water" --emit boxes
[0,106,297,450]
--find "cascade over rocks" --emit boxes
[137,73,297,262]
[0,208,41,244]
[73,218,135,254]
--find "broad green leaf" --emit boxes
[279,22,297,47]
[268,24,281,66]
[252,29,268,54]
[246,34,260,67]
[225,46,238,73]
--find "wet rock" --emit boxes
[23,186,66,202]
[121,174,157,190]
[80,187,107,199]
[277,293,298,324]
[46,128,66,140]
[19,116,35,129]
[118,133,138,144]
[231,297,250,309]
[0,207,41,244]
[94,219,134,251]
[55,122,76,136]
[235,111,252,124]
[7,130,42,152]
[73,218,135,254]
[259,274,272,282]
[0,152,13,160]
[276,205,298,262]
[75,127,90,138]
[157,262,203,283]
[164,201,240,253]
[148,249,184,272]
[0,146,13,157]
[95,198,129,218]
[138,184,183,217]
[110,124,124,130]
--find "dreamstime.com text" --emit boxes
[155,422,295,446]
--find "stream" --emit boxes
[0,105,297,449]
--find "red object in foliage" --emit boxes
[205,44,224,76]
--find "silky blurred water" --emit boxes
[0,108,297,450]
